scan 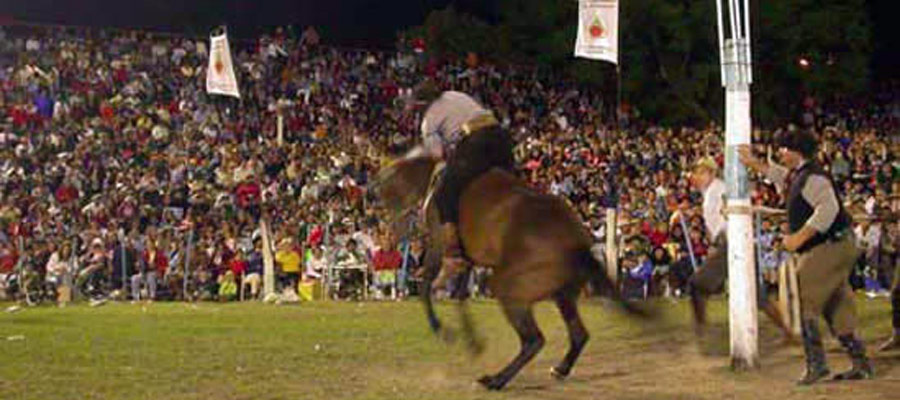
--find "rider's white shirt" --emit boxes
[419,91,492,159]
[703,178,727,240]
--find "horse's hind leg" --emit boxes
[550,288,589,380]
[478,300,544,391]
[456,289,485,355]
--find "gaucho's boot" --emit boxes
[833,333,875,381]
[432,222,469,289]
[797,319,830,386]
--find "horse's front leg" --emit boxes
[479,299,544,391]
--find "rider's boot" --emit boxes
[433,222,469,289]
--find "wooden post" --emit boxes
[778,259,790,332]
[240,271,246,302]
[605,208,618,286]
[17,236,33,305]
[260,219,275,298]
[118,230,128,298]
[787,257,802,336]
[183,228,194,301]
[58,236,77,305]
[276,113,284,147]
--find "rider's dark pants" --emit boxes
[435,126,515,224]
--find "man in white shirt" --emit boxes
[686,157,793,341]
[686,157,728,333]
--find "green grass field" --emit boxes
[1,296,898,400]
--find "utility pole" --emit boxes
[717,0,758,370]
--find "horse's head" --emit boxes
[369,155,438,226]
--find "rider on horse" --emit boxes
[403,80,516,288]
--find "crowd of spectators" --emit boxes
[0,24,898,305]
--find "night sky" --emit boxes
[0,0,896,77]
[0,0,497,49]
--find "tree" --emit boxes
[756,0,871,124]
[405,6,495,60]
[404,0,872,127]
[618,0,721,125]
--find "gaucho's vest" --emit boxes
[787,162,851,253]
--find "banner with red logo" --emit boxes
[206,30,241,99]
[574,0,619,65]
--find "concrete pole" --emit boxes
[723,38,759,371]
[719,0,758,370]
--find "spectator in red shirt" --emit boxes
[131,239,166,302]
[229,254,248,280]
[306,225,324,248]
[0,244,18,274]
[373,244,402,272]
[371,234,402,299]
[647,221,669,248]
[55,184,79,205]
[235,180,261,219]
[0,243,17,295]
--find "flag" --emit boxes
[574,0,619,65]
[206,29,241,99]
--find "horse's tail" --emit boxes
[573,249,654,319]
[420,243,453,337]
[421,262,443,334]
[419,250,483,355]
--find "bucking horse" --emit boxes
[371,155,654,390]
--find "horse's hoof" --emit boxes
[477,375,506,391]
[550,366,569,380]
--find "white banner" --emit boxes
[206,31,241,99]
[574,0,619,65]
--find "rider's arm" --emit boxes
[420,116,445,160]
[403,118,444,161]
[403,144,434,160]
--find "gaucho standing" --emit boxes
[739,130,874,385]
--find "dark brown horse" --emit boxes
[372,156,652,390]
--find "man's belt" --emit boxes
[798,228,852,254]
[462,114,499,136]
